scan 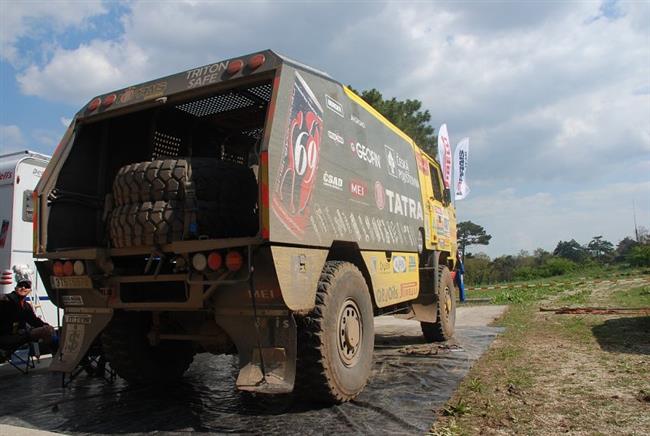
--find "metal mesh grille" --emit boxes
[175,82,272,118]
[152,131,181,159]
[241,127,264,139]
[247,83,272,102]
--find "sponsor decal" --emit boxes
[375,285,399,304]
[327,130,344,145]
[186,61,230,88]
[62,295,84,306]
[350,179,367,198]
[62,322,85,356]
[408,255,417,272]
[272,71,324,238]
[400,282,418,299]
[378,259,392,273]
[350,114,366,128]
[119,81,168,103]
[65,314,92,324]
[370,256,378,273]
[374,181,385,210]
[416,153,430,176]
[249,289,277,300]
[32,168,44,178]
[385,188,423,220]
[323,171,343,190]
[325,95,344,117]
[350,141,381,168]
[293,254,307,273]
[385,144,419,188]
[393,256,407,273]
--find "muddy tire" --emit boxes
[421,266,456,342]
[296,261,374,403]
[101,311,194,384]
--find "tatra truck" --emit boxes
[33,50,458,403]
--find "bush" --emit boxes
[627,245,650,267]
[540,257,576,277]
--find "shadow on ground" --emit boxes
[592,316,650,356]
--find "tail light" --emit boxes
[192,253,207,271]
[225,251,244,272]
[207,252,222,271]
[62,261,74,276]
[248,54,265,70]
[87,97,101,112]
[53,261,64,277]
[101,94,116,108]
[227,59,244,75]
[73,260,85,276]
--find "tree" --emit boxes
[587,235,614,263]
[457,221,492,258]
[347,87,437,156]
[615,237,638,261]
[553,239,588,263]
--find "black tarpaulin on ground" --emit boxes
[0,323,502,435]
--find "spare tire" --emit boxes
[108,157,258,248]
[109,200,185,248]
[112,158,227,206]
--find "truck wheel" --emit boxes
[296,261,374,403]
[421,266,456,342]
[101,311,194,384]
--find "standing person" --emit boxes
[0,266,55,350]
[455,252,466,302]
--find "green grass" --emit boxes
[611,285,650,307]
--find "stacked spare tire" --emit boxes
[108,158,258,248]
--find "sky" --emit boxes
[1,0,648,257]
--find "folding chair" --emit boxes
[0,342,37,374]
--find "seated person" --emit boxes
[0,275,55,352]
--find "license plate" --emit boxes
[51,276,93,289]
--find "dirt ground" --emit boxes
[431,278,650,435]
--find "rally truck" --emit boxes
[33,50,458,403]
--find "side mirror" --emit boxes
[443,188,452,204]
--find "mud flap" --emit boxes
[217,312,296,394]
[49,308,113,373]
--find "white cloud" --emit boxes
[1,0,107,65]
[0,124,26,152]
[459,181,650,257]
[5,1,650,255]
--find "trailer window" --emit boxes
[22,190,34,222]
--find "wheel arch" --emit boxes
[326,241,377,311]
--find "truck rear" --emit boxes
[34,50,458,403]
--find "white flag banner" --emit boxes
[437,123,452,189]
[453,137,470,200]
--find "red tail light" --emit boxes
[207,252,222,271]
[227,59,244,75]
[225,251,244,271]
[63,261,74,276]
[53,261,64,277]
[102,94,117,108]
[248,54,265,70]
[87,97,101,112]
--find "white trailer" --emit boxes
[0,150,59,326]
